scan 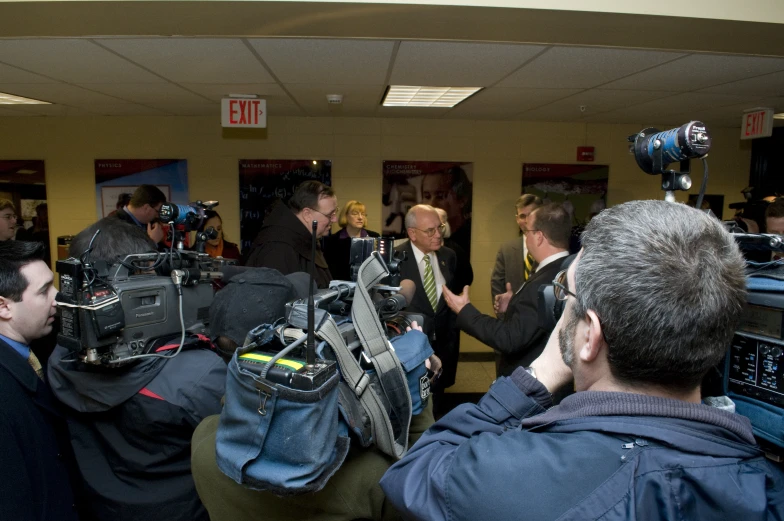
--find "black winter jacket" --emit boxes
[245,201,333,288]
[48,344,226,521]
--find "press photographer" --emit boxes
[47,216,226,521]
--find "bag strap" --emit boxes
[349,252,412,459]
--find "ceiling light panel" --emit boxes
[382,86,481,107]
[0,91,50,104]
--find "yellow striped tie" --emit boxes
[28,350,44,380]
[523,252,537,281]
[423,255,438,311]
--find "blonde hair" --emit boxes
[0,199,15,213]
[339,200,366,227]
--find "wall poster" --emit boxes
[94,159,189,218]
[382,161,474,256]
[522,163,609,229]
[239,160,332,253]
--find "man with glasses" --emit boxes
[382,200,784,521]
[443,203,570,379]
[396,205,458,408]
[0,199,18,241]
[112,184,167,244]
[246,180,337,288]
[490,194,542,319]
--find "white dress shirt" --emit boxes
[411,242,446,302]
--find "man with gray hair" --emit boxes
[381,200,784,520]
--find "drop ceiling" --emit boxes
[0,36,782,128]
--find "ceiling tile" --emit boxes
[97,38,275,84]
[445,87,581,119]
[248,39,394,85]
[0,62,56,84]
[88,104,169,116]
[520,89,674,119]
[1,104,96,117]
[78,83,212,104]
[179,83,287,102]
[376,106,452,119]
[0,39,165,84]
[498,46,684,89]
[600,54,784,92]
[697,70,784,97]
[391,41,546,87]
[144,103,219,116]
[285,84,386,116]
[0,106,34,116]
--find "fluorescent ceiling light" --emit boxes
[382,86,481,108]
[0,92,50,105]
[774,112,784,120]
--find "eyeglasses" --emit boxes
[310,207,339,220]
[412,223,447,237]
[0,213,17,221]
[552,269,577,301]
[349,211,367,217]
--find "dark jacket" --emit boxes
[322,228,380,282]
[48,344,226,521]
[111,207,143,229]
[381,369,784,521]
[0,340,79,521]
[395,242,457,389]
[245,202,332,288]
[457,257,564,377]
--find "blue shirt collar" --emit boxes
[0,333,30,360]
[123,205,144,227]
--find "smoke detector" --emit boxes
[326,94,343,104]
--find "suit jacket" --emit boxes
[395,242,458,389]
[490,237,526,306]
[458,258,565,378]
[0,340,79,521]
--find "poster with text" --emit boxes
[522,163,609,229]
[382,161,473,256]
[239,160,332,253]
[94,159,189,218]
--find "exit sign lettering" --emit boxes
[741,108,773,140]
[221,98,267,128]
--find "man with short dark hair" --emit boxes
[382,200,784,521]
[245,181,337,288]
[48,219,226,521]
[113,184,167,244]
[491,193,542,319]
[0,240,80,521]
[766,197,784,235]
[444,203,571,377]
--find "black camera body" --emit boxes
[56,251,221,366]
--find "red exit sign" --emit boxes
[221,97,267,128]
[741,108,773,140]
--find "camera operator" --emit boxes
[191,268,438,521]
[0,241,80,521]
[47,217,227,521]
[112,184,167,244]
[442,203,570,379]
[245,181,336,288]
[381,200,784,521]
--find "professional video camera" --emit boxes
[55,202,233,366]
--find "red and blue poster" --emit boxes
[94,159,189,218]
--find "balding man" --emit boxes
[396,205,457,407]
[444,203,571,378]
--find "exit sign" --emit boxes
[221,97,266,128]
[741,108,773,140]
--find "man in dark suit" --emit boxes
[443,203,571,378]
[0,241,80,521]
[396,205,457,400]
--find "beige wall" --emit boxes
[0,115,751,349]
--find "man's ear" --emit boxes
[406,228,416,243]
[0,296,14,320]
[578,309,605,363]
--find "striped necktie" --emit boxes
[423,255,438,311]
[28,350,44,380]
[523,252,538,281]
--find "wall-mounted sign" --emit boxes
[221,97,266,128]
[576,146,595,162]
[741,108,774,140]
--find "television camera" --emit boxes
[55,201,233,367]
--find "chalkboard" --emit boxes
[239,159,332,252]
